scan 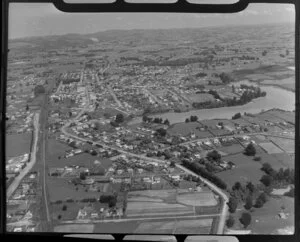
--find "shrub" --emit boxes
[115,113,124,123]
[227,196,238,213]
[284,187,294,197]
[33,85,45,97]
[253,156,261,161]
[254,197,264,208]
[246,182,255,193]
[226,215,235,228]
[244,195,253,210]
[62,205,67,211]
[232,112,241,120]
[260,174,273,187]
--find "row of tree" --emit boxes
[260,162,295,186]
[181,159,227,190]
[185,115,199,123]
[142,116,170,126]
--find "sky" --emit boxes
[8,2,295,39]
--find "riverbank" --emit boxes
[128,80,295,125]
[240,79,295,93]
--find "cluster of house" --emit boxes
[50,81,86,106]
[6,172,38,232]
[6,110,34,134]
[6,153,30,185]
[76,205,123,220]
[106,155,182,184]
[49,165,89,178]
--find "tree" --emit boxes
[232,112,241,120]
[260,174,273,187]
[62,205,67,211]
[254,197,264,208]
[33,85,45,97]
[164,119,170,126]
[226,215,235,228]
[142,115,149,123]
[257,192,268,203]
[115,113,124,123]
[232,85,235,93]
[108,197,117,208]
[244,195,253,210]
[170,161,176,168]
[79,172,86,180]
[261,162,273,175]
[239,212,252,228]
[155,128,167,137]
[57,214,62,220]
[262,50,268,56]
[232,182,242,191]
[190,115,198,122]
[244,143,256,156]
[246,182,255,193]
[25,104,29,111]
[206,150,221,162]
[185,118,190,123]
[227,196,238,213]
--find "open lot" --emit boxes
[47,177,100,202]
[258,142,283,154]
[54,224,95,233]
[271,153,294,169]
[268,137,294,153]
[266,110,295,125]
[216,153,265,187]
[176,191,218,207]
[187,93,215,103]
[134,219,213,234]
[47,139,112,169]
[6,133,32,158]
[217,143,244,155]
[167,122,213,138]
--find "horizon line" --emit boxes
[9,21,293,41]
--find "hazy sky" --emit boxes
[9,2,295,39]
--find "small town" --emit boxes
[5,6,295,236]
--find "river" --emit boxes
[129,80,295,125]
